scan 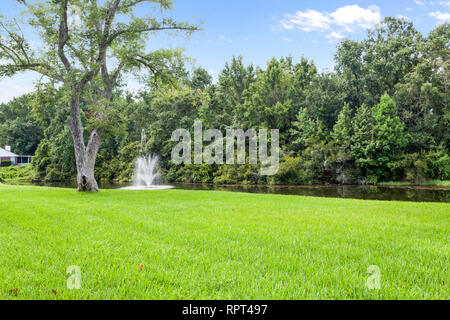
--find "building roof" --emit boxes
[0,147,18,157]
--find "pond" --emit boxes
[7,181,449,203]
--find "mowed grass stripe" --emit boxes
[0,184,448,299]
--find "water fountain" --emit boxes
[134,154,161,187]
[121,129,173,190]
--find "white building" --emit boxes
[0,146,32,166]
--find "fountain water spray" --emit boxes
[122,129,173,190]
[134,154,161,187]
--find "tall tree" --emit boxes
[352,95,407,183]
[301,72,346,130]
[190,67,212,90]
[335,39,365,109]
[394,23,450,152]
[363,17,423,105]
[0,94,43,155]
[330,103,354,184]
[0,0,197,191]
[235,57,296,141]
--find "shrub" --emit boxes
[213,164,259,185]
[268,156,303,185]
[425,148,450,180]
[0,164,33,181]
[44,164,65,182]
[1,160,12,167]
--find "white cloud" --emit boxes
[218,35,232,44]
[429,11,450,22]
[396,14,411,20]
[280,5,381,34]
[413,0,449,6]
[326,31,344,42]
[281,9,331,32]
[280,19,295,30]
[331,5,381,30]
[406,7,414,11]
[282,37,293,43]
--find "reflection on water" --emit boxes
[174,184,449,203]
[7,181,449,203]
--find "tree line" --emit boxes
[1,18,449,185]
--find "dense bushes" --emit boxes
[425,148,450,180]
[0,165,34,181]
[1,160,12,167]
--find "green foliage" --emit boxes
[0,94,43,155]
[329,104,355,184]
[0,160,12,167]
[363,17,423,105]
[425,148,450,180]
[0,18,448,187]
[290,108,326,152]
[213,164,259,185]
[237,57,295,137]
[370,94,408,181]
[349,95,408,183]
[190,67,213,90]
[396,153,429,184]
[332,103,353,146]
[302,73,347,129]
[268,156,304,185]
[0,164,33,181]
[32,129,76,182]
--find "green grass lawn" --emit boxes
[0,184,448,300]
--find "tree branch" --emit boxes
[0,42,22,63]
[111,60,125,84]
[133,54,174,86]
[108,25,198,44]
[103,0,122,38]
[58,0,71,71]
[120,0,149,9]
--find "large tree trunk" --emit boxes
[76,129,102,192]
[67,96,102,192]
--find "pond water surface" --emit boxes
[9,181,449,203]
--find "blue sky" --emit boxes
[1,0,449,103]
